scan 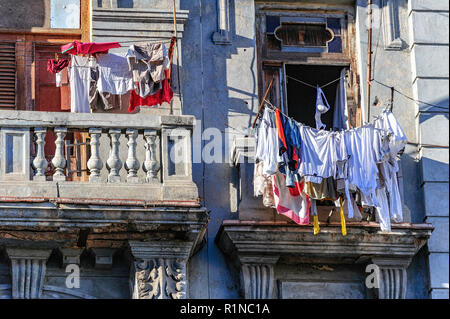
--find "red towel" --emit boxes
[128,70,174,112]
[61,41,121,55]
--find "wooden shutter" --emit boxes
[0,42,16,108]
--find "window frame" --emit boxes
[255,2,362,128]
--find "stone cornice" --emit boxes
[216,220,433,265]
[0,201,209,250]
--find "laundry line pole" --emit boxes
[172,0,183,115]
[251,76,275,130]
[366,0,373,122]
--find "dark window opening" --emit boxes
[286,64,345,129]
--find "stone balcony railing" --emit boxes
[0,110,198,204]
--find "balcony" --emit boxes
[0,110,208,299]
[0,110,198,204]
[218,137,433,299]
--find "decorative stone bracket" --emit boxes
[128,241,195,299]
[369,257,410,299]
[6,248,52,299]
[239,255,279,299]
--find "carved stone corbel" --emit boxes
[6,248,52,299]
[370,257,411,299]
[238,255,279,299]
[131,258,186,299]
[128,241,193,299]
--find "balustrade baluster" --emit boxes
[32,127,48,181]
[125,129,140,183]
[51,127,67,181]
[87,128,103,182]
[143,130,160,183]
[107,128,122,183]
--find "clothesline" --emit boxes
[286,74,343,90]
[254,99,407,234]
[371,79,449,111]
[262,99,382,132]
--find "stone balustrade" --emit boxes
[0,110,198,202]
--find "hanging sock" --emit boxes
[310,199,320,235]
[314,86,331,130]
[339,196,347,236]
[313,215,320,235]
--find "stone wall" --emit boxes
[407,0,449,299]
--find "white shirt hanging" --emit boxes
[315,86,331,130]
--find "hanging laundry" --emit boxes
[254,160,275,208]
[332,69,349,130]
[344,125,387,201]
[297,124,341,184]
[274,109,298,188]
[252,101,407,233]
[305,177,338,201]
[95,53,134,95]
[47,58,70,73]
[315,86,331,130]
[339,196,347,236]
[126,42,170,98]
[335,194,362,221]
[68,55,93,113]
[89,67,127,111]
[272,171,310,225]
[334,130,354,218]
[374,109,407,156]
[255,108,282,175]
[55,67,69,88]
[61,41,121,55]
[128,69,173,112]
[374,110,408,225]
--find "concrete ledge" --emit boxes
[0,181,198,202]
[216,220,433,264]
[0,110,195,129]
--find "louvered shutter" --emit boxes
[0,42,16,108]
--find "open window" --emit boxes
[256,3,362,128]
[255,3,363,214]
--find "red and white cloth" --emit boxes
[272,171,310,225]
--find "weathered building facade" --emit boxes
[0,0,448,299]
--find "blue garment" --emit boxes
[278,116,302,188]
